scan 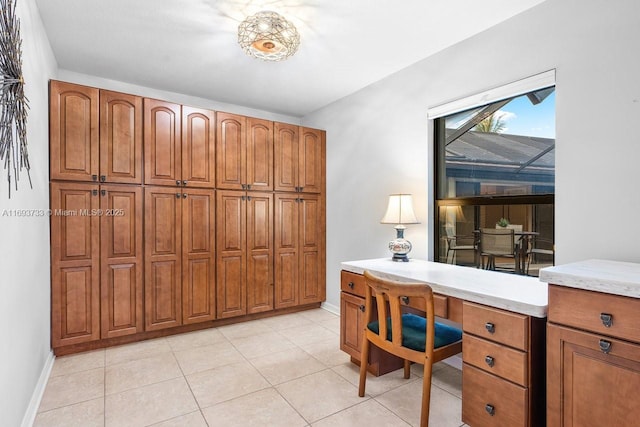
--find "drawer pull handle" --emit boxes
[600,313,613,328]
[348,282,354,289]
[401,296,410,305]
[485,322,495,334]
[599,339,612,354]
[485,355,495,367]
[485,404,495,416]
[359,304,365,312]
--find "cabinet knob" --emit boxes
[600,313,613,328]
[183,180,188,186]
[485,355,495,367]
[599,339,612,354]
[241,184,246,190]
[348,282,354,289]
[176,193,181,199]
[92,189,98,196]
[176,180,181,187]
[485,322,496,334]
[247,184,251,190]
[359,304,365,312]
[92,174,98,182]
[182,193,188,199]
[100,189,106,196]
[485,404,495,416]
[401,296,410,305]
[100,175,106,182]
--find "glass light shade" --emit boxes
[238,11,300,61]
[380,194,420,262]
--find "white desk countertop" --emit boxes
[540,259,640,299]
[341,258,548,318]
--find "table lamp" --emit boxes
[380,194,420,262]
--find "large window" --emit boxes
[434,84,555,276]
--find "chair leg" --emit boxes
[420,358,434,427]
[403,359,411,379]
[358,338,370,397]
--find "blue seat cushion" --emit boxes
[367,313,462,352]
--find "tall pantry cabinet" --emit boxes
[49,80,326,354]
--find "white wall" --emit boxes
[303,0,640,309]
[0,0,57,426]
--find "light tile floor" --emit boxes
[35,308,469,427]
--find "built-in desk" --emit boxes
[340,258,548,427]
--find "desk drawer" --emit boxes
[548,285,640,343]
[463,364,528,427]
[341,270,366,297]
[463,302,529,351]
[463,334,528,387]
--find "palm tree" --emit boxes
[473,113,506,133]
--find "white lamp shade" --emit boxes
[380,194,420,225]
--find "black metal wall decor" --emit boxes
[0,0,30,198]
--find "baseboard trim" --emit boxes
[21,350,55,427]
[321,301,339,315]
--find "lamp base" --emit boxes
[388,226,412,262]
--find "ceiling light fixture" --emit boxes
[237,11,300,62]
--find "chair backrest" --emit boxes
[362,270,435,357]
[480,227,515,255]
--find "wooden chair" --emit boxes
[358,271,463,427]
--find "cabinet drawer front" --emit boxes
[463,334,528,386]
[341,270,366,297]
[463,364,528,427]
[463,302,529,350]
[549,285,640,343]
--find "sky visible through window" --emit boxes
[493,91,555,138]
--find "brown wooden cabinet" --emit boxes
[51,82,143,184]
[547,285,640,427]
[51,182,101,347]
[216,190,273,318]
[144,100,215,188]
[99,185,143,339]
[274,124,325,193]
[145,186,215,331]
[274,193,325,309]
[216,114,273,191]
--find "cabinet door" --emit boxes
[274,123,298,192]
[298,127,325,193]
[216,190,246,318]
[144,187,182,330]
[340,292,365,360]
[246,118,273,191]
[299,194,325,304]
[144,99,181,186]
[50,81,99,182]
[547,323,640,427]
[182,189,216,324]
[182,107,215,188]
[51,182,100,347]
[216,113,246,190]
[246,192,274,314]
[274,193,299,308]
[100,185,143,338]
[99,90,143,184]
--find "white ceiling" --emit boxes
[35,0,546,117]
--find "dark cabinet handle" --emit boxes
[299,186,303,192]
[348,282,354,289]
[485,404,495,416]
[92,189,98,196]
[485,322,495,334]
[599,339,612,354]
[247,184,251,190]
[92,174,98,182]
[182,180,188,186]
[100,189,106,196]
[485,355,495,367]
[241,184,246,190]
[100,175,106,182]
[401,296,410,305]
[600,313,613,328]
[359,305,365,312]
[176,193,181,199]
[182,193,188,199]
[176,180,181,187]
